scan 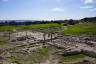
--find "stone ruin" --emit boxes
[0,27,96,64]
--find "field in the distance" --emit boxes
[0,22,96,35]
[64,22,96,35]
[0,23,60,30]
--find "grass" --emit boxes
[0,40,8,45]
[29,46,58,63]
[5,47,54,64]
[0,23,59,30]
[0,22,96,35]
[8,47,20,51]
[64,22,96,35]
[59,54,86,62]
[32,47,51,56]
[28,47,51,63]
[7,53,25,64]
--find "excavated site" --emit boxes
[0,27,96,64]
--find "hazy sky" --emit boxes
[0,0,96,20]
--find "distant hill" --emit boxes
[0,20,37,22]
[81,17,96,22]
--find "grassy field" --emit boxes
[59,54,86,62]
[0,23,59,30]
[0,22,96,35]
[64,22,96,35]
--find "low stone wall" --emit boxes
[82,50,96,58]
[62,49,96,58]
[62,50,81,56]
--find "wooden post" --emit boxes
[50,32,52,42]
[43,32,46,45]
[8,30,11,40]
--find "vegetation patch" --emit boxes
[0,40,8,45]
[5,47,56,64]
[8,47,20,51]
[0,23,59,30]
[64,22,96,35]
[32,47,51,56]
[59,54,87,62]
[6,53,25,64]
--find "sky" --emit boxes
[0,0,96,20]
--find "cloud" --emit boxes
[80,5,96,12]
[80,6,93,9]
[52,8,64,12]
[84,0,96,4]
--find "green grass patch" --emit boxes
[7,53,25,64]
[5,47,54,64]
[32,47,51,56]
[8,47,20,51]
[0,23,59,30]
[29,47,54,63]
[59,54,87,62]
[0,40,8,45]
[64,22,96,35]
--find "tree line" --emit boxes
[0,17,96,26]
